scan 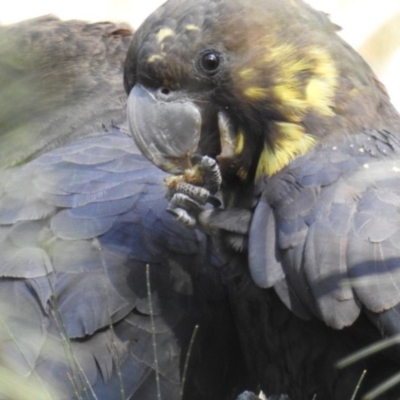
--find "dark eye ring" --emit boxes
[198,50,221,74]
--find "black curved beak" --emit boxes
[127,84,203,174]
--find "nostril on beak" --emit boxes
[159,86,171,96]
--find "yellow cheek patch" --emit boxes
[272,48,337,121]
[304,48,337,116]
[263,42,295,64]
[235,131,245,155]
[273,86,308,122]
[239,68,257,80]
[157,28,175,43]
[243,86,269,100]
[306,79,335,116]
[237,43,338,121]
[255,122,316,179]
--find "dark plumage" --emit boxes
[0,15,132,168]
[124,0,400,398]
[0,16,245,400]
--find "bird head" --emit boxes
[124,0,399,185]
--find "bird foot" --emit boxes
[165,156,252,252]
[165,155,222,229]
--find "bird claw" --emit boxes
[168,193,204,214]
[166,206,197,227]
[196,155,222,195]
[165,156,222,228]
[168,182,211,205]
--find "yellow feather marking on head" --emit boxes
[255,122,316,179]
[350,87,358,96]
[264,45,337,121]
[185,24,200,31]
[304,48,337,116]
[306,79,334,116]
[263,43,296,64]
[273,85,308,122]
[157,28,175,43]
[243,86,268,100]
[147,54,163,63]
[235,131,245,155]
[239,68,256,80]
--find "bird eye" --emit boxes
[199,50,221,74]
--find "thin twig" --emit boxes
[180,324,199,399]
[146,264,162,400]
[351,370,367,400]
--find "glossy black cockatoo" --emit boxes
[124,0,400,398]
